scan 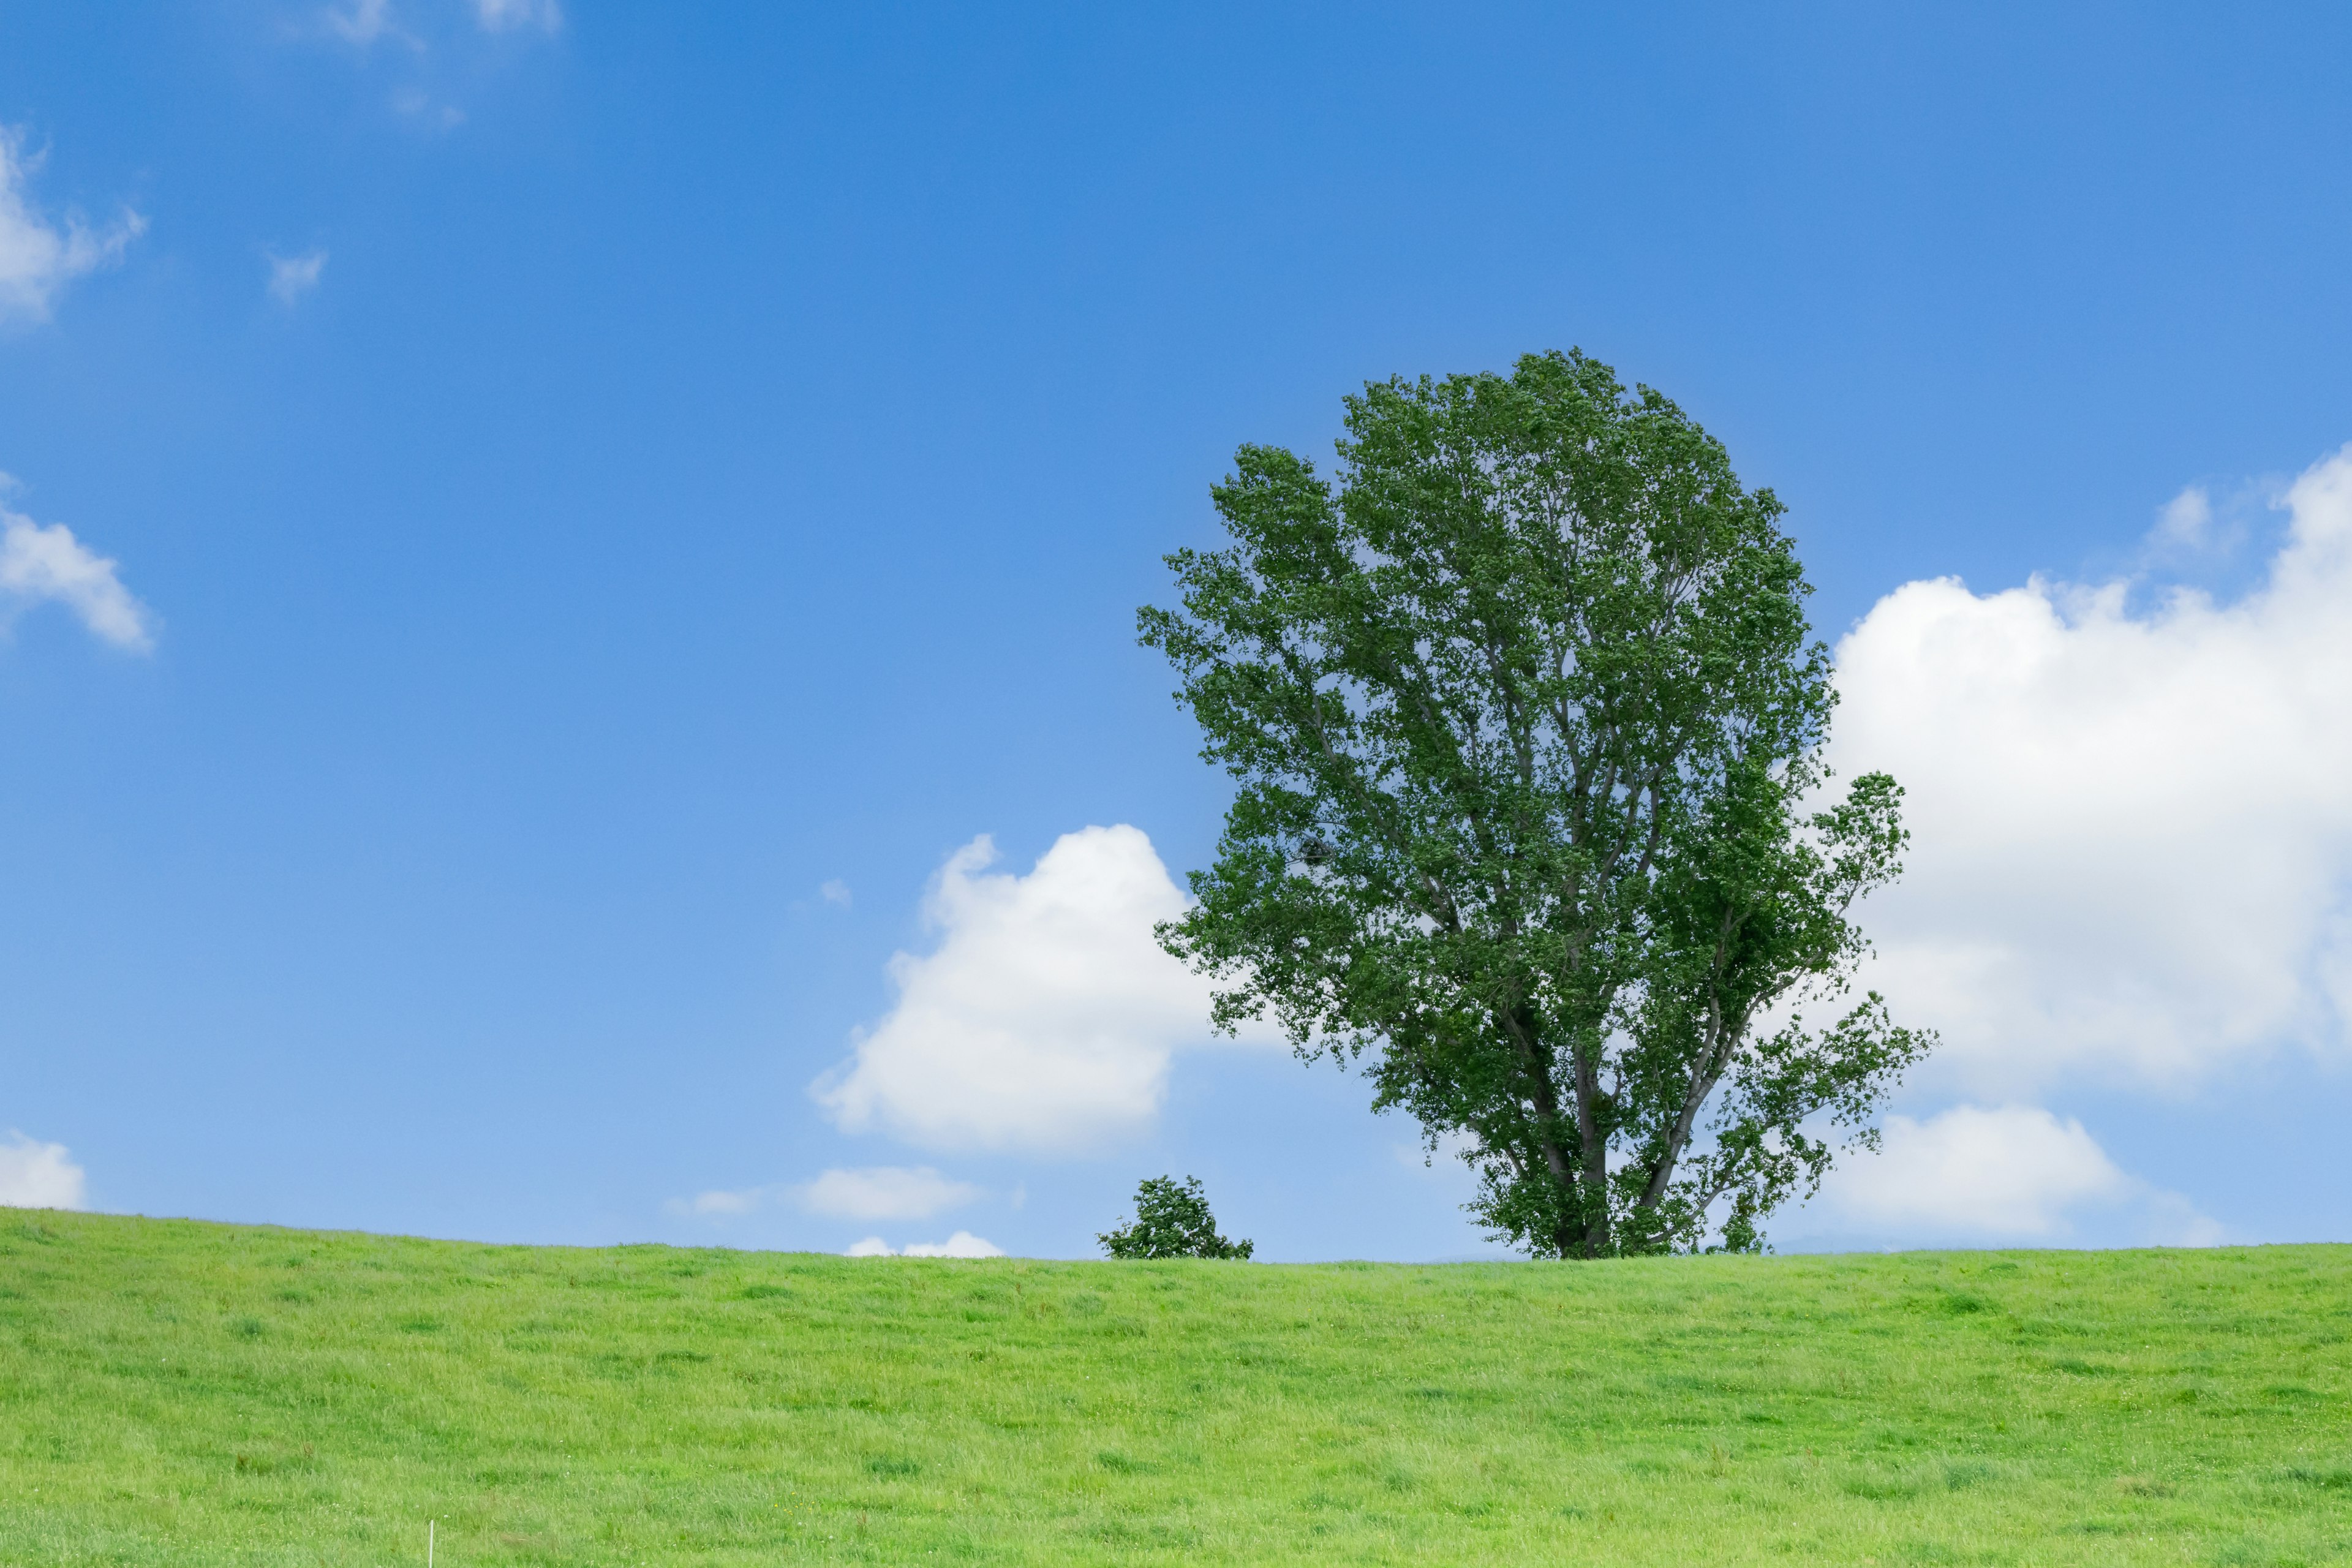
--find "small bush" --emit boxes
[1098,1175,1253,1260]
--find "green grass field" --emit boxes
[3,1212,2348,1565]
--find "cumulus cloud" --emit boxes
[1829,445,2352,1091]
[0,132,143,326]
[847,1231,1005,1259]
[1,496,155,651]
[811,826,1274,1153]
[0,1131,87,1210]
[267,249,328,305]
[1798,1105,2219,1246]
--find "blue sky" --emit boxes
[4,3,2350,1259]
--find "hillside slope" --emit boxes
[2,1212,2346,1564]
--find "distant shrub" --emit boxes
[1098,1175,1253,1261]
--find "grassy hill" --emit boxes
[2,1213,2347,1565]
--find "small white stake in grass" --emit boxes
[428,1518,434,1567]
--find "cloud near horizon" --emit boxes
[1793,1104,2220,1247]
[0,131,143,327]
[0,1131,88,1210]
[846,1231,1004,1259]
[812,826,1276,1154]
[1829,444,2352,1093]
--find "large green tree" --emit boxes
[1140,350,1930,1258]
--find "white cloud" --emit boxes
[906,1230,1004,1258]
[0,1131,87,1210]
[0,132,143,327]
[1819,1106,2127,1237]
[1798,1104,2220,1246]
[473,0,560,33]
[1829,445,2352,1091]
[820,878,853,907]
[267,249,328,305]
[848,1231,1005,1259]
[811,826,1273,1153]
[1,497,155,652]
[793,1166,977,1221]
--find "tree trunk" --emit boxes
[1570,1036,1611,1258]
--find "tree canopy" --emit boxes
[1139,350,1931,1257]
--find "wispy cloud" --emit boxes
[0,131,143,327]
[1,489,154,652]
[389,90,466,130]
[677,1164,981,1223]
[2152,483,2215,551]
[322,0,404,45]
[326,0,529,48]
[820,878,853,907]
[680,1186,761,1216]
[0,1131,86,1210]
[795,1166,978,1221]
[312,1,556,135]
[267,249,328,306]
[473,0,561,34]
